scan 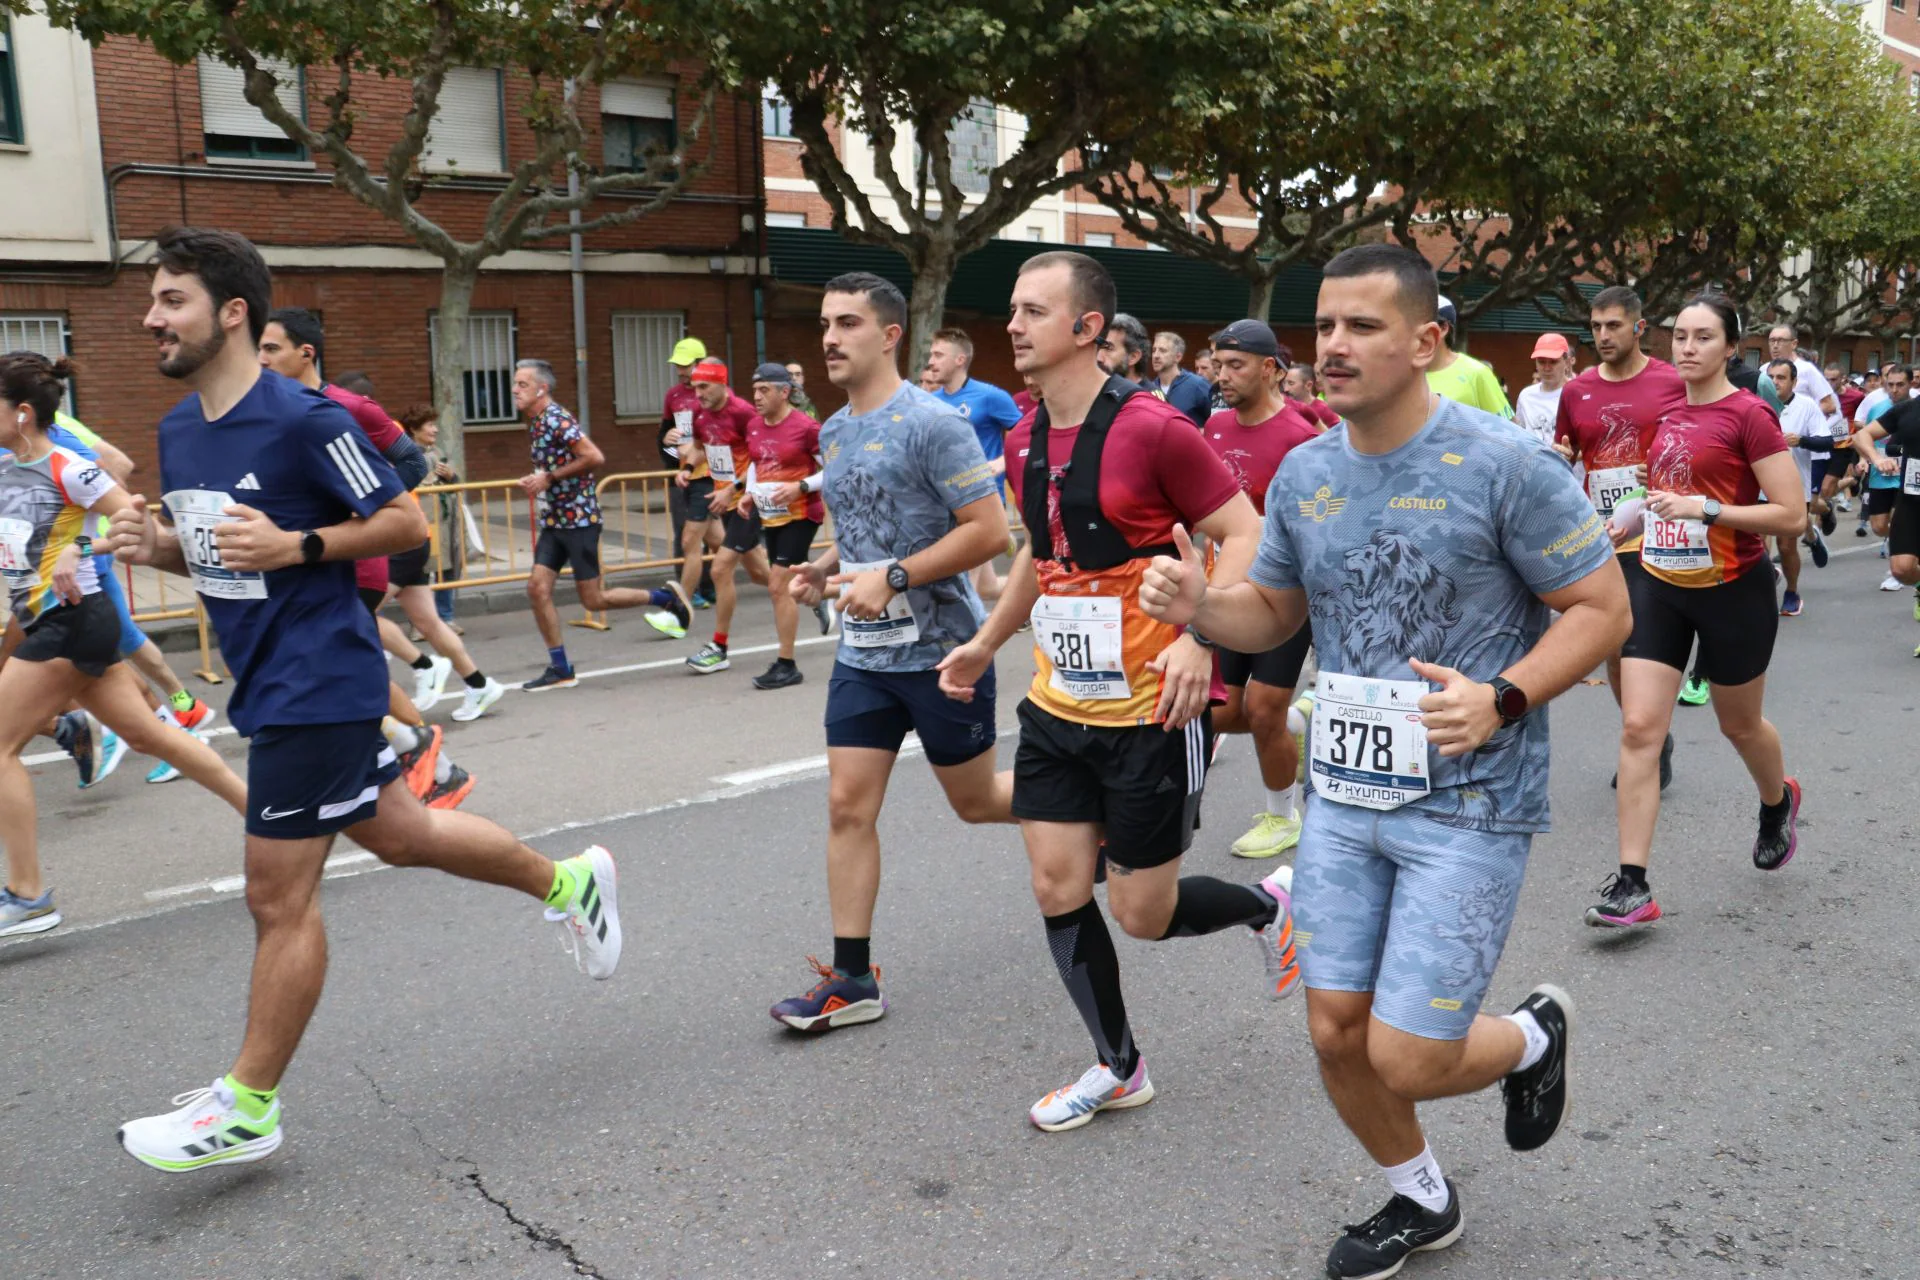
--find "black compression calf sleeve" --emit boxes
[1158,876,1277,939]
[1045,900,1137,1078]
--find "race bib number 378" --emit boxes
[1309,672,1431,810]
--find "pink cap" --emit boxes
[1531,333,1570,359]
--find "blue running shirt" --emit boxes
[1250,398,1612,834]
[819,382,998,672]
[157,370,404,735]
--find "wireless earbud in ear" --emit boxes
[1072,317,1086,335]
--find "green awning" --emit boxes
[765,225,1592,335]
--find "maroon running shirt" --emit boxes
[1642,389,1789,587]
[1202,404,1318,516]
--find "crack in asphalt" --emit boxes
[354,1062,606,1278]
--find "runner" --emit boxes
[389,406,504,721]
[1851,364,1920,600]
[934,251,1293,1131]
[1425,296,1512,418]
[665,358,754,645]
[739,362,827,689]
[927,328,1023,603]
[1513,333,1572,445]
[1285,363,1342,430]
[1767,359,1836,617]
[1139,243,1626,1277]
[1193,318,1318,860]
[0,350,247,939]
[258,310,472,806]
[681,360,772,674]
[783,361,817,416]
[660,338,716,608]
[107,226,620,1170]
[1552,284,1690,774]
[767,270,1013,1032]
[514,358,687,690]
[1854,364,1912,589]
[1145,330,1213,426]
[1592,293,1806,932]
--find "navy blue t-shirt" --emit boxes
[157,370,403,735]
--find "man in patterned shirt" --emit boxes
[516,359,684,690]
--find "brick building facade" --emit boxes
[0,24,767,483]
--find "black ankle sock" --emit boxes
[1157,876,1277,939]
[1044,900,1137,1078]
[1619,863,1648,889]
[1761,792,1792,821]
[463,670,488,689]
[409,654,433,671]
[832,936,870,978]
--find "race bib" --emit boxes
[1033,595,1128,701]
[1309,672,1431,810]
[838,558,919,648]
[0,516,36,592]
[164,489,268,601]
[706,445,737,486]
[749,482,786,515]
[1641,505,1710,573]
[1587,466,1639,520]
[666,409,692,460]
[1904,456,1920,498]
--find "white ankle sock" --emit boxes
[1266,783,1297,817]
[1381,1145,1450,1212]
[1504,1006,1549,1072]
[433,750,452,785]
[382,717,420,754]
[1286,705,1307,736]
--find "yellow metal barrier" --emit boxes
[124,562,226,684]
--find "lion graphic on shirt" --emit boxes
[1315,531,1462,673]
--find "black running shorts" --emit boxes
[388,541,433,589]
[763,519,820,568]
[1622,561,1776,687]
[1012,699,1212,870]
[1891,494,1920,561]
[245,719,402,839]
[722,507,762,554]
[13,591,121,678]
[533,524,603,580]
[1218,622,1312,691]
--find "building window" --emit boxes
[1023,225,1044,241]
[765,211,807,229]
[423,67,505,174]
[602,78,676,175]
[428,311,517,423]
[0,17,22,145]
[197,55,306,161]
[948,99,997,194]
[1084,232,1115,248]
[610,312,686,419]
[1895,0,1907,13]
[762,85,794,139]
[0,314,73,411]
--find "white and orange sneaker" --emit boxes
[1255,866,1302,1001]
[1029,1059,1154,1132]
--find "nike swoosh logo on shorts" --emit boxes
[259,805,303,820]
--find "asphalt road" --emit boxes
[5,537,1917,1280]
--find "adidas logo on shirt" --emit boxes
[234,473,262,491]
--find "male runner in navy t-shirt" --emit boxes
[105,227,623,1174]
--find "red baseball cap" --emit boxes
[1531,333,1570,359]
[689,360,729,385]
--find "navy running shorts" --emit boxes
[824,660,996,767]
[246,719,403,839]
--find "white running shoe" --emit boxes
[1881,574,1903,591]
[543,845,622,979]
[119,1078,283,1173]
[1029,1059,1154,1132]
[450,677,506,722]
[413,655,455,711]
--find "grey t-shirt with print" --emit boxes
[1250,397,1611,834]
[820,381,999,672]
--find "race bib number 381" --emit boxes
[1309,672,1431,810]
[164,489,268,601]
[1033,595,1128,700]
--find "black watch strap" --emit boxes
[300,530,325,564]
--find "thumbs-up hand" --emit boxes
[106,493,159,564]
[1410,657,1500,757]
[1140,523,1207,626]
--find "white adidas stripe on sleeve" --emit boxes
[325,433,380,500]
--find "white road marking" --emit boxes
[143,850,376,901]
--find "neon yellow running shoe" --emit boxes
[1291,692,1315,786]
[1230,810,1302,859]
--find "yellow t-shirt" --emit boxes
[1427,355,1513,419]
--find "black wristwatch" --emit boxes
[1185,629,1216,649]
[300,530,326,565]
[885,562,911,593]
[1700,499,1722,526]
[1489,676,1529,728]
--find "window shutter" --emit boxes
[424,68,505,173]
[601,79,674,120]
[197,55,303,138]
